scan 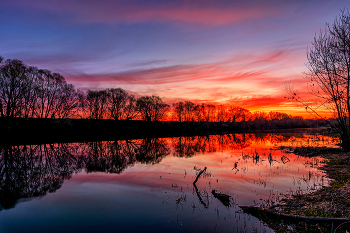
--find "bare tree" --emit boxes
[34,71,69,118]
[136,95,169,121]
[227,106,250,122]
[107,88,128,120]
[172,101,185,122]
[267,111,290,120]
[21,66,41,118]
[85,90,108,119]
[194,104,216,122]
[288,9,350,150]
[0,59,28,117]
[53,84,82,119]
[217,105,230,122]
[251,111,267,121]
[122,94,138,120]
[183,101,196,121]
[173,101,197,122]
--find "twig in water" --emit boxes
[193,167,207,185]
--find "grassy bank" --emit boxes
[241,146,350,232]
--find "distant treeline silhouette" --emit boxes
[0,56,307,122]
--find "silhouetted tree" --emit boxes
[172,101,185,122]
[34,71,80,119]
[217,105,230,122]
[85,90,108,119]
[136,95,170,121]
[121,94,139,120]
[107,88,128,120]
[267,111,290,120]
[0,58,28,117]
[183,101,196,121]
[228,106,251,122]
[288,9,350,150]
[173,101,197,122]
[54,85,83,119]
[0,57,81,119]
[194,104,216,122]
[251,111,268,121]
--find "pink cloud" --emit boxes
[65,48,298,86]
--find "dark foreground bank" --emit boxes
[0,117,328,145]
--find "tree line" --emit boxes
[0,56,302,122]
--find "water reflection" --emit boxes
[84,138,170,173]
[0,133,335,212]
[0,132,337,232]
[0,144,85,210]
[0,138,172,211]
[171,134,252,157]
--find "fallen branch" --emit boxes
[239,205,350,223]
[193,167,207,185]
[212,190,231,207]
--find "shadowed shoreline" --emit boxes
[0,117,329,145]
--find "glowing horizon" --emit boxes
[1,0,348,118]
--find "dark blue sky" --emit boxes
[1,0,348,115]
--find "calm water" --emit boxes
[0,132,336,233]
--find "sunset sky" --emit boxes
[1,0,349,116]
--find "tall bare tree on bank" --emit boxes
[0,57,81,119]
[0,58,28,118]
[288,9,350,150]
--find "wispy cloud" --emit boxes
[65,48,298,87]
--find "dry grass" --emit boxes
[274,150,350,218]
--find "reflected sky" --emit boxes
[0,132,334,232]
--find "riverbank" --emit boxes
[241,146,350,232]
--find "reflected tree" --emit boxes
[83,138,170,173]
[0,144,85,210]
[135,138,170,164]
[84,141,137,174]
[172,136,197,158]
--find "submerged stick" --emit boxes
[193,183,208,208]
[193,167,207,184]
[212,190,231,207]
